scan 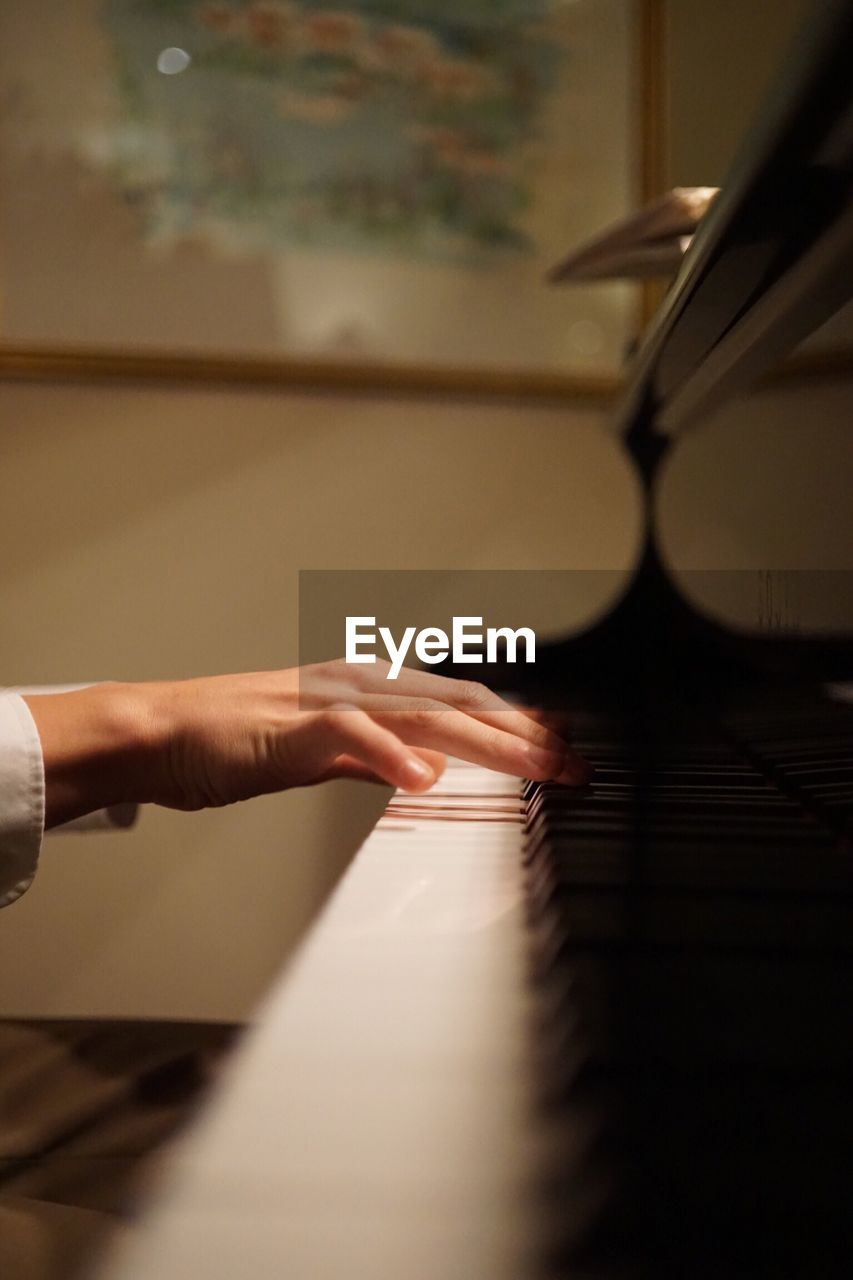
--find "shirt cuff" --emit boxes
[0,694,45,908]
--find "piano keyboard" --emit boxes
[721,693,853,836]
[102,691,853,1280]
[100,761,538,1280]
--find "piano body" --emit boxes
[103,2,853,1277]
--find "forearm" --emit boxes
[18,664,587,830]
[22,683,157,828]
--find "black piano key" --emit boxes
[530,842,849,897]
[530,887,853,954]
[531,949,853,1075]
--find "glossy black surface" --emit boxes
[617,0,853,448]
[525,696,853,1278]
[520,10,853,1270]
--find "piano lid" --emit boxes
[614,0,853,447]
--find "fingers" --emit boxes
[411,748,447,778]
[317,748,447,787]
[356,695,590,784]
[296,663,590,785]
[305,663,573,755]
[521,705,574,737]
[400,675,570,754]
[278,706,437,793]
[312,758,389,786]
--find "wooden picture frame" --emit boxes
[0,0,668,401]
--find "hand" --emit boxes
[24,663,591,827]
[143,660,590,809]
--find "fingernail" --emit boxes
[401,757,434,789]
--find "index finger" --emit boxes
[356,694,591,785]
[344,663,573,755]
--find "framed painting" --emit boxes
[0,0,665,399]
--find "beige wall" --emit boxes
[661,0,853,622]
[667,0,809,186]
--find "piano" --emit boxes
[101,1,853,1276]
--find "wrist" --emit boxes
[23,682,163,827]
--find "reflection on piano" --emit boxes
[102,1,853,1276]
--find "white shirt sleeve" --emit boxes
[0,684,140,909]
[0,693,45,908]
